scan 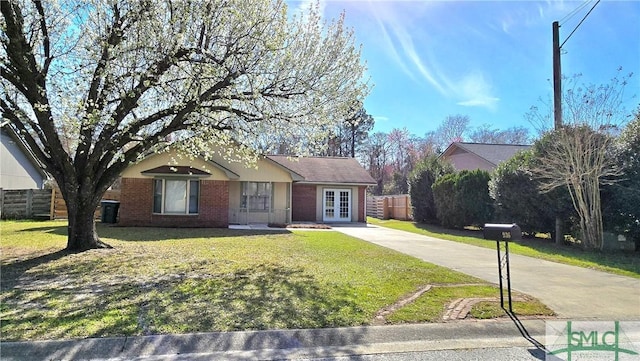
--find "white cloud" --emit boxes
[455,72,500,111]
[374,17,416,82]
[362,1,500,110]
[367,2,448,95]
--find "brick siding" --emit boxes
[118,178,153,226]
[118,178,229,227]
[292,184,317,222]
[358,186,366,222]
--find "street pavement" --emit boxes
[332,224,640,320]
[295,347,551,361]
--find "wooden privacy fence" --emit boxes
[0,187,121,220]
[366,194,413,221]
[0,188,53,219]
[52,187,121,220]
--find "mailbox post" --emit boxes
[483,223,522,313]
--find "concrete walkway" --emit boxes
[333,225,640,320]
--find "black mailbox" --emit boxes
[483,223,522,241]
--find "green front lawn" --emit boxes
[368,218,640,278]
[1,220,552,341]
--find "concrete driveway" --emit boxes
[333,224,640,320]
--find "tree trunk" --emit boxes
[63,185,111,251]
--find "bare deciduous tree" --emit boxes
[433,114,470,151]
[469,124,531,144]
[361,132,389,195]
[532,126,621,249]
[528,72,633,249]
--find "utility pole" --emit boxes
[551,1,600,245]
[552,21,562,130]
[552,20,563,245]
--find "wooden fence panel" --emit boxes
[0,188,122,220]
[366,196,384,219]
[52,188,121,220]
[0,189,53,219]
[366,194,413,221]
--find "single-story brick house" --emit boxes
[118,148,376,227]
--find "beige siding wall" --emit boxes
[123,149,295,182]
[228,181,242,210]
[210,155,293,182]
[445,149,495,171]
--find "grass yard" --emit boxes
[368,218,640,278]
[1,220,552,341]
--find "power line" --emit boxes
[561,0,601,48]
[559,0,593,26]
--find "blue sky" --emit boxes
[290,0,640,136]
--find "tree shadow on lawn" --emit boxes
[411,222,485,239]
[1,249,73,291]
[17,223,292,241]
[2,259,364,348]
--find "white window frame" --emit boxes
[241,181,272,212]
[153,178,200,215]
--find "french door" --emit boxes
[323,189,351,222]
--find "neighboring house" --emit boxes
[440,142,531,171]
[0,124,48,190]
[118,148,376,227]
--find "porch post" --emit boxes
[268,182,272,225]
[287,182,292,224]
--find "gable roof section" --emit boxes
[267,155,376,185]
[441,142,531,167]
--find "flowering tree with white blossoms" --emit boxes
[1,0,369,251]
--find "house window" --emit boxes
[241,182,272,211]
[153,179,199,214]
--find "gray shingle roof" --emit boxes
[443,142,531,166]
[267,155,376,185]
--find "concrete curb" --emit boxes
[1,319,548,361]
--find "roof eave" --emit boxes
[263,156,305,181]
[293,181,377,186]
[205,159,240,180]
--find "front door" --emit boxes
[323,189,351,222]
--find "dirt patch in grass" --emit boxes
[383,285,554,324]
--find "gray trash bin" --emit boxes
[100,200,120,223]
